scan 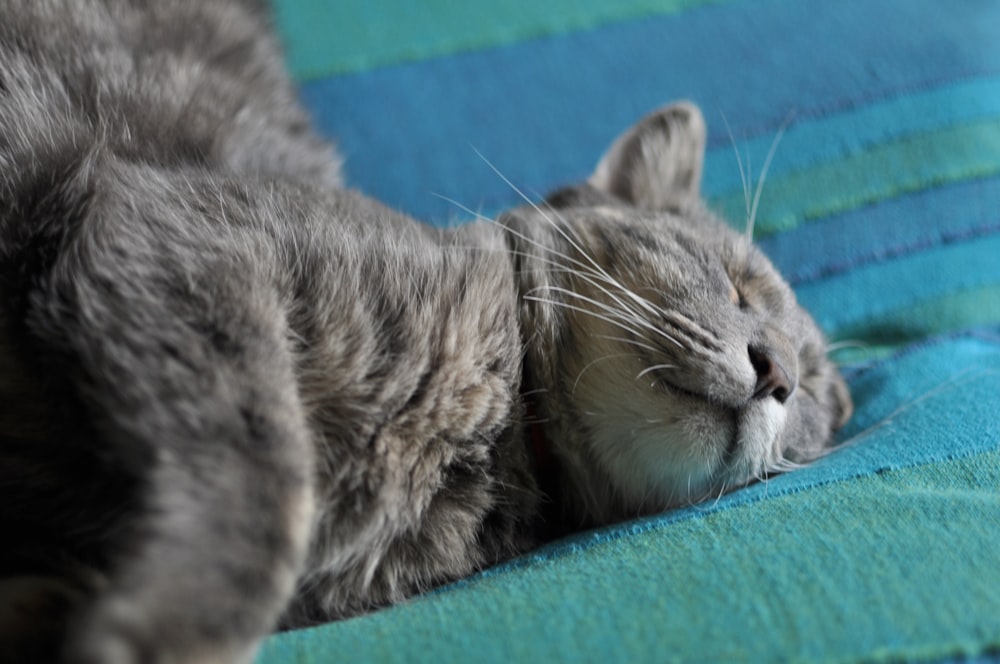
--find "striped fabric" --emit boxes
[260,1,1000,661]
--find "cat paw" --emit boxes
[62,599,257,664]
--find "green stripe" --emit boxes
[258,450,1000,663]
[270,0,732,80]
[827,284,1000,365]
[709,118,1000,237]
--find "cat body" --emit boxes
[0,1,851,662]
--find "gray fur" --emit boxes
[0,1,851,662]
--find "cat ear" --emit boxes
[588,101,706,210]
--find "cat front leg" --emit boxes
[10,219,316,663]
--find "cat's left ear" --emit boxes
[588,101,706,211]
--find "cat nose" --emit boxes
[748,345,793,403]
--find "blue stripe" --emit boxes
[298,0,1000,224]
[794,234,1000,335]
[757,175,1000,286]
[702,76,1000,198]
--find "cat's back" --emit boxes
[0,0,339,187]
[0,0,544,637]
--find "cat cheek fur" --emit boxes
[569,355,739,508]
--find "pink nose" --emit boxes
[748,346,793,403]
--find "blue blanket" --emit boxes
[260,1,1000,661]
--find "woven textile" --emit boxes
[259,1,1000,661]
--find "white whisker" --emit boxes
[436,192,654,315]
[636,363,677,380]
[833,367,995,453]
[522,295,647,340]
[571,352,634,394]
[529,284,683,349]
[434,178,680,355]
[826,339,869,353]
[593,334,660,354]
[721,111,752,229]
[746,111,793,240]
[470,151,672,323]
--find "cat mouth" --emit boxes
[655,376,710,403]
[658,376,752,464]
[654,367,760,412]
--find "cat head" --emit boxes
[501,102,852,526]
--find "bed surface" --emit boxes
[259,1,1000,661]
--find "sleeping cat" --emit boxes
[0,0,852,662]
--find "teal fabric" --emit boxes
[258,333,1000,663]
[261,0,1000,661]
[260,453,1000,663]
[272,0,732,79]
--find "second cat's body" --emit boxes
[0,1,851,662]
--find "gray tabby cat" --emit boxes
[0,0,852,662]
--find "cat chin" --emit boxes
[729,397,788,483]
[575,392,789,514]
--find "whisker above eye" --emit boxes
[720,111,753,234]
[719,109,793,240]
[746,113,792,240]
